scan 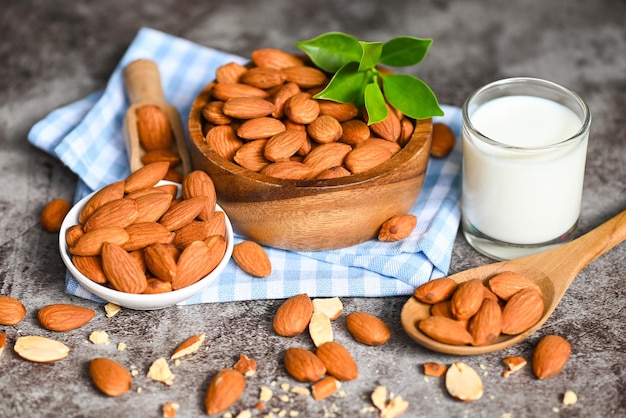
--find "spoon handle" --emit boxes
[523,210,626,294]
[123,59,165,104]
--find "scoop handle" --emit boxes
[123,59,165,104]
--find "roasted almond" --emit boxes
[418,316,473,346]
[283,347,327,382]
[273,293,313,337]
[270,82,301,118]
[181,170,217,221]
[38,303,96,332]
[532,335,571,379]
[65,224,85,247]
[315,166,351,179]
[89,357,132,397]
[0,295,27,326]
[205,369,246,415]
[101,242,148,294]
[413,277,457,304]
[450,279,487,320]
[501,288,544,335]
[79,181,125,224]
[172,221,212,250]
[315,341,358,381]
[232,241,272,277]
[14,335,70,363]
[378,214,417,242]
[311,376,341,401]
[172,238,225,290]
[70,227,129,256]
[489,271,542,301]
[222,96,276,119]
[124,161,170,193]
[41,198,71,232]
[340,119,370,145]
[71,255,107,284]
[140,148,181,166]
[83,198,138,232]
[136,105,174,151]
[369,103,401,141]
[345,312,391,346]
[423,362,448,377]
[143,278,173,294]
[251,48,304,70]
[205,211,227,237]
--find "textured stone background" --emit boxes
[0,0,624,417]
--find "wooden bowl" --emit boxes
[188,83,432,251]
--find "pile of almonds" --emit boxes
[65,162,227,294]
[414,271,545,346]
[199,48,423,181]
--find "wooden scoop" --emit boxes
[401,209,626,355]
[122,58,191,175]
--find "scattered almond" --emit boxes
[532,335,571,379]
[14,335,70,363]
[273,293,313,337]
[205,368,246,415]
[424,362,448,377]
[37,303,96,332]
[0,332,6,357]
[283,347,327,382]
[232,240,272,277]
[316,341,358,381]
[430,122,455,158]
[171,333,206,360]
[0,295,27,326]
[445,361,484,402]
[89,357,132,397]
[309,311,333,347]
[345,311,391,346]
[147,357,176,385]
[234,354,257,376]
[378,214,417,242]
[312,297,343,320]
[311,376,341,401]
[502,355,527,377]
[41,198,71,232]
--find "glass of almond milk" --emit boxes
[461,77,591,260]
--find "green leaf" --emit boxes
[313,62,368,104]
[380,36,433,67]
[363,82,388,124]
[358,41,383,71]
[296,32,362,73]
[381,74,444,119]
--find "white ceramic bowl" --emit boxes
[58,181,234,310]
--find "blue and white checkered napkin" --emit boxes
[28,27,462,304]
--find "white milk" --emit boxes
[462,95,588,244]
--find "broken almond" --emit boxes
[311,376,341,401]
[171,333,206,360]
[147,357,176,385]
[502,355,527,377]
[445,361,483,402]
[424,362,448,377]
[312,297,343,320]
[14,335,70,363]
[309,311,333,347]
[234,354,257,377]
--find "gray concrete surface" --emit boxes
[1,0,625,417]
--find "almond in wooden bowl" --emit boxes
[58,180,234,310]
[188,54,433,251]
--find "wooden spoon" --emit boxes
[401,209,626,355]
[122,58,191,175]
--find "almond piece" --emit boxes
[251,48,304,70]
[378,214,417,242]
[424,362,448,377]
[312,297,343,320]
[181,170,217,221]
[264,129,307,162]
[273,293,313,337]
[136,105,174,151]
[316,341,358,381]
[303,142,352,176]
[502,355,527,377]
[307,115,343,144]
[0,295,27,326]
[237,117,286,140]
[147,357,176,385]
[469,298,502,346]
[159,196,209,231]
[211,83,269,101]
[309,311,333,347]
[281,66,327,89]
[414,277,458,304]
[532,335,571,379]
[205,125,244,162]
[41,198,71,232]
[144,243,179,282]
[430,122,456,158]
[162,402,180,418]
[83,198,139,232]
[311,376,341,401]
[318,100,359,122]
[171,333,206,360]
[14,335,70,363]
[223,96,276,119]
[234,354,257,377]
[205,369,246,415]
[89,357,132,397]
[488,271,542,301]
[232,241,272,278]
[124,162,170,193]
[501,288,544,335]
[345,312,391,346]
[101,242,148,293]
[69,227,129,256]
[0,332,6,357]
[123,222,173,251]
[215,62,248,84]
[262,161,315,180]
[234,139,271,172]
[450,279,487,320]
[133,191,173,223]
[38,303,96,332]
[344,141,393,174]
[445,361,484,402]
[418,316,473,345]
[284,92,320,124]
[283,347,327,382]
[79,181,125,224]
[240,66,287,89]
[171,240,219,290]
